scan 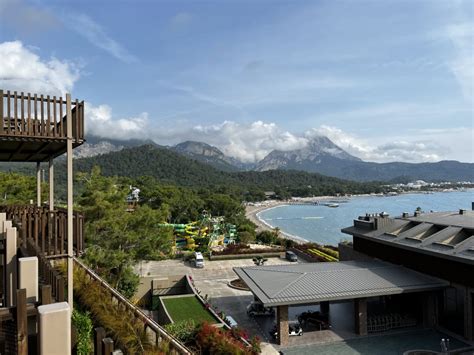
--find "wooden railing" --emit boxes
[73,257,192,354]
[0,205,84,256]
[0,90,84,142]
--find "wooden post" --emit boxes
[36,162,41,207]
[0,89,3,134]
[102,338,114,355]
[49,158,54,209]
[16,288,28,355]
[41,285,52,305]
[66,93,74,310]
[4,222,17,307]
[57,275,65,302]
[94,327,106,355]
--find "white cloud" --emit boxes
[0,41,80,96]
[310,125,474,163]
[191,121,307,162]
[64,14,137,63]
[85,104,149,140]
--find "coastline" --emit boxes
[244,189,473,245]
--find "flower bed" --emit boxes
[293,243,339,262]
[212,243,283,256]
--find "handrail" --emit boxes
[72,257,192,354]
[0,89,84,142]
[0,205,84,256]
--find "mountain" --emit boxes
[171,141,246,172]
[256,136,360,171]
[73,135,155,158]
[255,136,473,182]
[60,144,382,197]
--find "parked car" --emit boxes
[298,311,331,330]
[285,250,298,262]
[270,322,303,338]
[224,315,238,328]
[246,302,274,317]
[194,252,204,268]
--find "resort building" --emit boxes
[235,207,474,349]
[341,208,474,343]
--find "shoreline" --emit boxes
[244,189,473,245]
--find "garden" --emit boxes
[293,243,339,262]
[162,295,217,323]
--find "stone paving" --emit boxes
[137,257,295,354]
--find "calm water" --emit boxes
[258,190,474,246]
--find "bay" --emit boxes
[257,190,474,246]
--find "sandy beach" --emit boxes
[245,196,346,244]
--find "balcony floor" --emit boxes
[0,137,83,162]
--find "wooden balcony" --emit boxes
[0,90,85,162]
[0,205,84,257]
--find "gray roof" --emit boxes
[342,210,474,264]
[234,260,448,307]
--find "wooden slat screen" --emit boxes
[0,90,84,142]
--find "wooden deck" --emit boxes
[0,90,85,162]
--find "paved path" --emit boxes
[138,257,294,354]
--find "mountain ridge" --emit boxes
[68,135,473,182]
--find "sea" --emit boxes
[257,189,474,246]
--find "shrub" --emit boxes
[69,263,167,354]
[195,322,254,355]
[164,319,198,344]
[72,309,93,355]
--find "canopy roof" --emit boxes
[234,260,448,307]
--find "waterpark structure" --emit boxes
[160,211,237,251]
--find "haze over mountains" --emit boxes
[74,135,474,183]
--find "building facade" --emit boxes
[341,208,474,341]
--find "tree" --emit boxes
[77,167,174,297]
[238,231,255,244]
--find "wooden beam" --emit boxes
[40,284,52,305]
[16,288,28,355]
[25,142,49,162]
[66,93,74,310]
[7,142,25,161]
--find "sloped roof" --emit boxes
[234,260,448,307]
[342,210,474,263]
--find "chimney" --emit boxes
[459,209,467,215]
[402,212,409,218]
[414,211,421,217]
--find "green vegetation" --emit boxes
[162,296,216,323]
[77,167,175,297]
[72,309,93,355]
[0,171,48,205]
[71,264,168,354]
[164,319,198,343]
[295,243,340,262]
[39,144,384,201]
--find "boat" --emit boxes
[326,203,339,208]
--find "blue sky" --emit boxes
[0,0,472,163]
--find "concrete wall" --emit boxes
[136,275,190,307]
[338,242,375,262]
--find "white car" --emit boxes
[225,315,238,328]
[271,322,303,338]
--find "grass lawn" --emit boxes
[162,296,217,323]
